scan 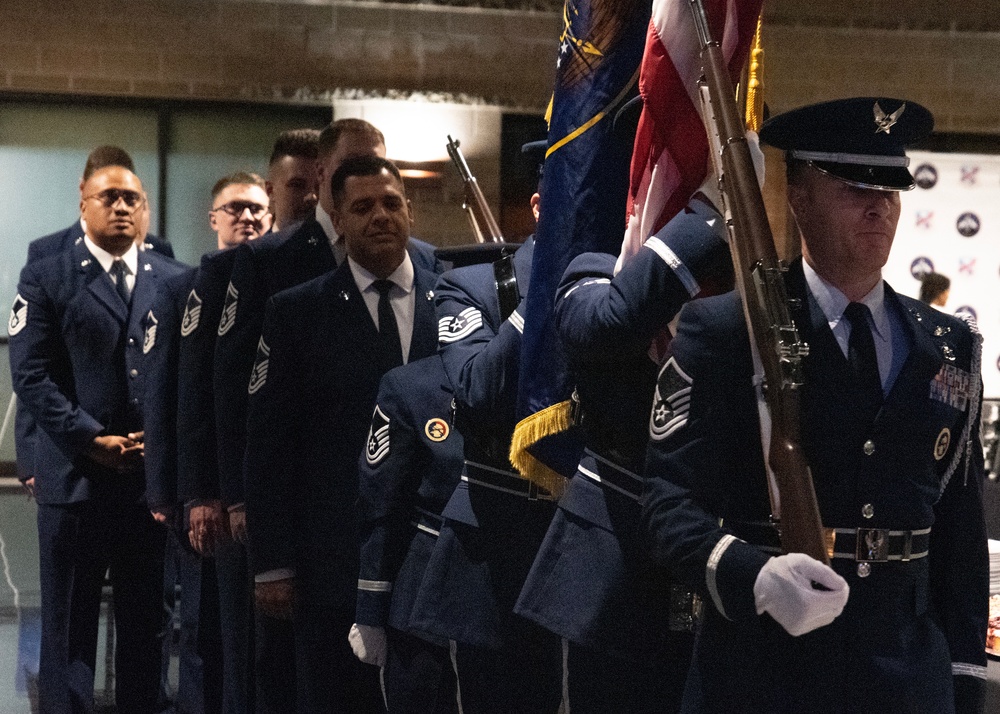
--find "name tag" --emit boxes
[929,363,970,411]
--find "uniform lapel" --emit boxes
[129,253,158,331]
[878,287,941,418]
[409,267,439,362]
[80,242,128,324]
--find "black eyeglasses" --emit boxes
[211,201,270,220]
[83,189,145,209]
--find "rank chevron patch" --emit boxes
[217,281,239,336]
[438,307,483,344]
[649,357,693,442]
[366,405,391,465]
[180,289,202,337]
[247,337,270,395]
[7,293,27,336]
[143,310,158,354]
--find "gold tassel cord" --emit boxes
[745,12,765,132]
[508,400,572,498]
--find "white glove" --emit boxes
[348,623,387,667]
[753,553,849,637]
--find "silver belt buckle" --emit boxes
[856,528,890,563]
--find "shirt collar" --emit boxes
[802,260,890,343]
[84,234,138,276]
[348,253,414,296]
[316,205,338,245]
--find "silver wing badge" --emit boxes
[874,101,905,134]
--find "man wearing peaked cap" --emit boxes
[642,97,988,713]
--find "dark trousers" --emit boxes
[567,636,693,714]
[176,546,224,714]
[256,612,297,713]
[294,601,384,714]
[215,536,254,714]
[454,617,563,714]
[384,628,457,714]
[37,499,165,714]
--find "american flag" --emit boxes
[618,0,763,265]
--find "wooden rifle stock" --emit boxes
[446,135,504,244]
[688,0,829,564]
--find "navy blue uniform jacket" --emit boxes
[516,199,730,656]
[244,259,440,608]
[176,247,241,503]
[356,355,464,639]
[213,217,441,508]
[143,267,198,512]
[642,259,988,713]
[9,240,185,505]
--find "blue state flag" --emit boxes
[511,0,652,492]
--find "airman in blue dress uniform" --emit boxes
[516,191,732,712]
[642,98,988,713]
[351,354,464,713]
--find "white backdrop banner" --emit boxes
[884,149,1000,398]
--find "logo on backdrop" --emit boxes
[996,354,1000,374]
[956,213,980,237]
[913,164,937,189]
[915,211,933,229]
[954,305,977,324]
[910,257,934,279]
[960,165,980,185]
[958,258,976,276]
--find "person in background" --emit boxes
[265,129,320,233]
[919,271,950,308]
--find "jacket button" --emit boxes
[128,337,135,346]
[861,503,874,519]
[863,440,875,456]
[857,562,871,578]
[130,369,138,378]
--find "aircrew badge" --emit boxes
[217,281,239,336]
[438,307,483,344]
[7,293,27,336]
[425,418,449,442]
[180,289,202,337]
[649,357,693,442]
[366,405,391,465]
[143,310,158,354]
[247,337,270,395]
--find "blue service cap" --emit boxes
[760,97,934,191]
[521,139,547,182]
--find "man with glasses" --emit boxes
[178,171,270,713]
[8,165,186,713]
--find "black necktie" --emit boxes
[110,259,131,307]
[843,302,883,418]
[373,280,403,370]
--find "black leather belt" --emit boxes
[729,521,931,563]
[463,460,556,501]
[577,449,643,502]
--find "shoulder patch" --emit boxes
[438,307,483,344]
[247,337,270,395]
[7,293,27,337]
[366,405,391,465]
[217,281,239,336]
[425,417,450,442]
[650,357,693,441]
[180,289,202,337]
[143,310,158,354]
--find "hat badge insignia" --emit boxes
[873,101,905,134]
